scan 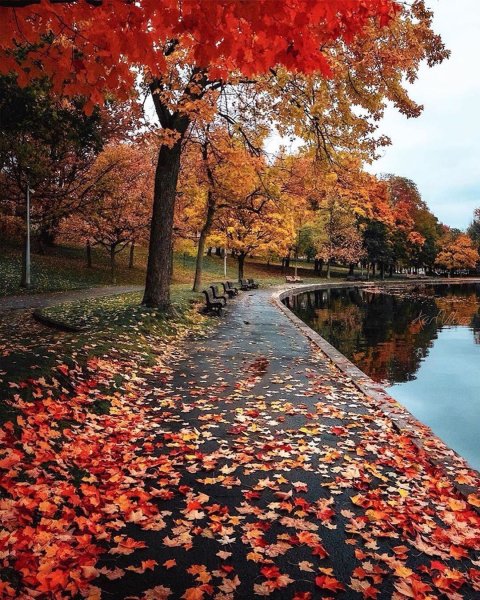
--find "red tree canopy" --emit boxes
[0,0,398,112]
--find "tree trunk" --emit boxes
[37,224,57,254]
[142,81,191,310]
[380,262,385,280]
[110,245,116,284]
[193,191,215,292]
[129,242,135,269]
[193,140,216,292]
[86,240,92,268]
[348,263,355,276]
[142,133,186,309]
[326,260,331,279]
[207,247,213,256]
[238,253,246,281]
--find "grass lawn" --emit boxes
[0,242,352,297]
[0,244,146,296]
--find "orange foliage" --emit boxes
[436,233,479,272]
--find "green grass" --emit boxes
[41,286,203,338]
[0,242,357,297]
[0,244,146,296]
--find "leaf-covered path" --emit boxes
[1,287,479,599]
[99,288,479,599]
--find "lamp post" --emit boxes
[294,224,301,280]
[224,232,228,278]
[20,176,33,288]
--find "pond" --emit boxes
[286,283,480,471]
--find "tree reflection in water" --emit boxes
[289,284,480,385]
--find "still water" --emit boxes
[287,283,480,470]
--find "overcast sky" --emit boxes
[369,0,480,230]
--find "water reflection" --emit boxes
[287,283,480,469]
[288,284,480,386]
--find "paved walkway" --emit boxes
[97,287,480,599]
[0,285,143,311]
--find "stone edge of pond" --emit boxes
[272,278,480,511]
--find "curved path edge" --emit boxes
[271,278,480,509]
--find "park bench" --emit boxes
[209,284,228,305]
[222,281,238,298]
[240,279,252,290]
[202,288,223,315]
[247,278,259,289]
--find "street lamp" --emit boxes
[294,225,301,280]
[20,176,34,288]
[224,232,228,278]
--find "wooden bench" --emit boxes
[209,285,227,305]
[240,279,252,290]
[222,281,238,298]
[202,289,223,315]
[247,278,259,289]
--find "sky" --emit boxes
[368,0,480,230]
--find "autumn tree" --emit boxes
[310,174,358,278]
[210,162,295,280]
[467,208,480,254]
[362,220,393,278]
[410,203,442,273]
[0,0,447,309]
[223,208,295,282]
[60,143,153,283]
[0,75,136,252]
[435,232,479,276]
[261,2,448,164]
[297,226,317,263]
[176,126,268,291]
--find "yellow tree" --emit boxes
[436,232,479,276]
[178,126,269,289]
[210,161,295,280]
[309,173,360,278]
[219,203,295,281]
